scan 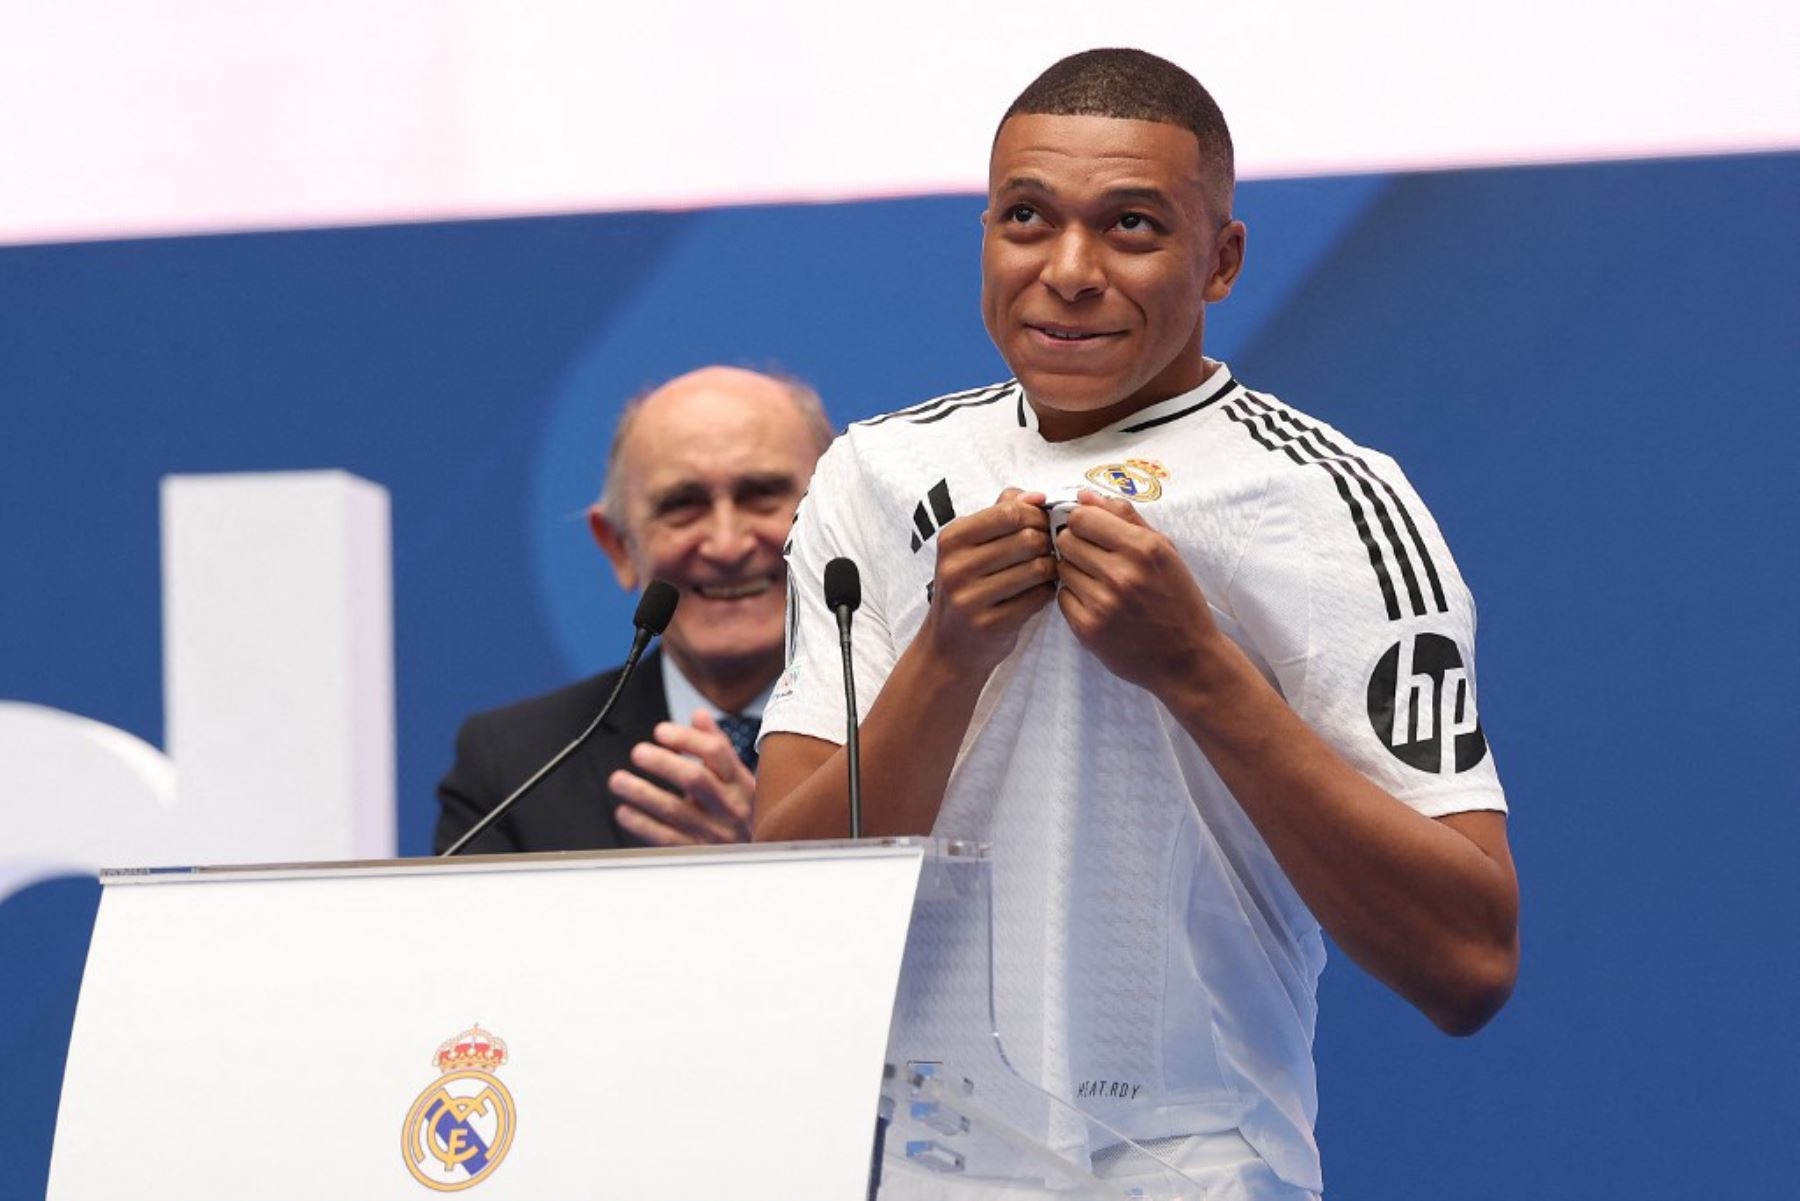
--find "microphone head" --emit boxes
[634,580,680,635]
[824,557,861,613]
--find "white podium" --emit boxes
[49,841,1204,1199]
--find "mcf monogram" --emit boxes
[402,1026,517,1191]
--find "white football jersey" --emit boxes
[763,366,1506,1192]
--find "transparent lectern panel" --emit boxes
[875,844,1208,1200]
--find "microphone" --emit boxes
[632,578,680,639]
[443,580,679,857]
[824,558,864,839]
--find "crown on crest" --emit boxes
[435,1025,508,1074]
[1125,458,1170,479]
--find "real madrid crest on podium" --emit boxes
[402,1026,517,1191]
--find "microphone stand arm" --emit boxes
[442,625,655,857]
[835,606,862,839]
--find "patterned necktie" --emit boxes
[717,713,761,771]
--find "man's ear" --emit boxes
[588,504,639,591]
[1204,219,1247,304]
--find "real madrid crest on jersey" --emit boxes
[1084,458,1169,502]
[402,1025,517,1192]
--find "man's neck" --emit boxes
[1030,357,1220,443]
[663,648,780,716]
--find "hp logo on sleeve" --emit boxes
[1366,632,1488,774]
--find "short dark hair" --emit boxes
[1000,48,1235,213]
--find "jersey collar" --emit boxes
[1017,361,1241,440]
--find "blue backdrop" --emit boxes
[3,151,1796,1197]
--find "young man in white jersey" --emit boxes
[755,49,1519,1198]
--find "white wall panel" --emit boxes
[2,0,1794,244]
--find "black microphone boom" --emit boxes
[824,557,864,840]
[442,580,679,857]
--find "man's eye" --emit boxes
[742,490,793,513]
[1116,213,1156,233]
[1006,204,1038,224]
[654,499,707,523]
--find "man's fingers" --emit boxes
[1075,488,1145,523]
[960,553,1059,607]
[991,578,1059,625]
[614,802,696,847]
[615,799,737,847]
[1062,493,1149,551]
[609,767,705,831]
[1052,552,1109,614]
[590,715,756,846]
[1056,514,1187,617]
[629,741,744,823]
[1050,522,1120,576]
[949,526,1054,582]
[629,740,712,796]
[657,714,749,795]
[608,769,736,843]
[945,493,1050,551]
[1053,549,1102,595]
[678,712,755,825]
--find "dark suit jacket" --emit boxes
[434,649,671,854]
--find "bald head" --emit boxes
[599,367,833,524]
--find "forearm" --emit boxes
[754,637,991,841]
[1161,634,1519,1034]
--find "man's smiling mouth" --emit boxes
[1029,323,1124,343]
[692,575,778,601]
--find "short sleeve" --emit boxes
[760,435,901,748]
[1227,452,1507,819]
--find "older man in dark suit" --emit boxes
[435,366,832,853]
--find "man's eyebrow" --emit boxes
[648,471,798,506]
[996,174,1054,196]
[734,470,800,493]
[1102,184,1178,209]
[647,480,707,509]
[994,176,1178,211]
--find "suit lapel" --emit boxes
[580,648,671,845]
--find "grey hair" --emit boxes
[596,370,834,525]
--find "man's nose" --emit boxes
[698,501,757,561]
[1041,228,1105,302]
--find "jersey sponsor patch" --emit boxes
[1366,632,1488,774]
[771,662,799,705]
